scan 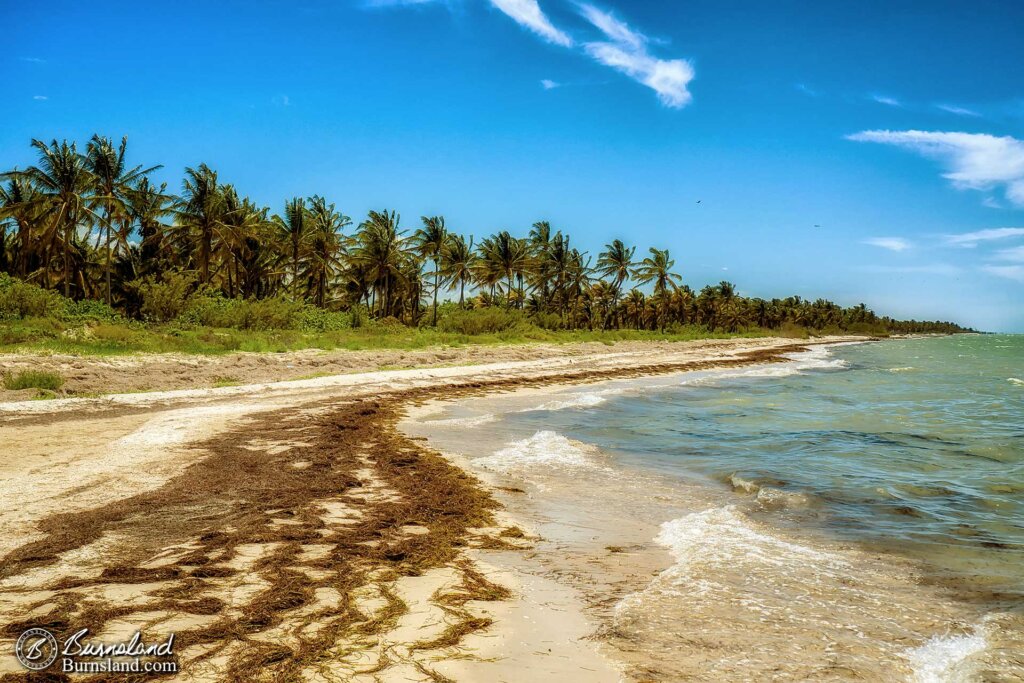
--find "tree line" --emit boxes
[0,136,968,335]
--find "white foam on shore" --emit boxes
[906,628,987,683]
[890,366,917,373]
[523,389,623,412]
[652,506,837,568]
[423,413,497,428]
[1008,377,1024,386]
[474,430,595,472]
[679,346,849,386]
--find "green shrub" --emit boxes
[3,369,64,391]
[135,273,197,323]
[438,307,533,335]
[180,294,303,330]
[297,307,351,332]
[0,274,66,319]
[64,298,122,323]
[531,311,565,331]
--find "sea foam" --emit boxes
[522,388,623,412]
[653,505,837,568]
[423,413,497,428]
[906,628,987,683]
[474,430,595,472]
[679,346,848,386]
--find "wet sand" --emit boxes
[0,336,872,681]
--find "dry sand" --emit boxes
[0,336,867,681]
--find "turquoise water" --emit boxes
[510,335,1024,593]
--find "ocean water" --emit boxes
[516,335,1024,591]
[412,335,1024,680]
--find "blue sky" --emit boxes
[3,0,1023,330]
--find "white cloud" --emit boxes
[489,0,573,47]
[579,4,694,108]
[272,94,291,106]
[864,236,912,252]
[943,227,1024,247]
[872,94,902,107]
[847,130,1024,206]
[937,104,981,117]
[32,95,47,101]
[19,57,45,63]
[982,265,1024,282]
[540,79,560,90]
[995,246,1024,262]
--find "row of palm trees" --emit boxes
[0,135,966,334]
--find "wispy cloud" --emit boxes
[489,0,573,46]
[943,227,1024,247]
[995,245,1024,262]
[794,83,818,97]
[864,236,912,252]
[540,78,560,90]
[19,57,45,64]
[272,94,291,106]
[32,95,48,101]
[871,94,902,107]
[578,4,694,108]
[937,103,981,118]
[982,265,1024,282]
[847,130,1024,206]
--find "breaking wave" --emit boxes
[474,430,597,472]
[905,628,987,683]
[423,413,497,428]
[521,389,623,412]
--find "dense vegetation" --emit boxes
[0,135,968,353]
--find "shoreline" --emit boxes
[0,336,887,681]
[401,340,1023,681]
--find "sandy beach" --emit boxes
[0,336,872,681]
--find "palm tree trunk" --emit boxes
[63,222,71,298]
[105,214,113,306]
[432,262,439,326]
[18,221,30,279]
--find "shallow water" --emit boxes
[506,336,1024,592]
[411,336,1024,681]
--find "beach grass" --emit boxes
[0,316,785,357]
[1,369,64,391]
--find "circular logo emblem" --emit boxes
[15,628,58,671]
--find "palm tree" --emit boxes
[441,233,474,306]
[220,186,268,298]
[85,135,161,304]
[634,247,682,329]
[177,164,225,285]
[597,239,636,309]
[273,197,309,299]
[0,175,42,279]
[305,196,351,307]
[129,178,175,278]
[482,231,530,308]
[7,139,97,296]
[413,216,448,325]
[351,210,407,318]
